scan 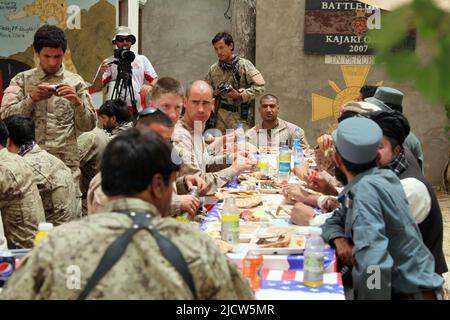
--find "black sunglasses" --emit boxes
[136,107,164,120]
[115,37,132,43]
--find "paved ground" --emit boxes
[437,191,450,298]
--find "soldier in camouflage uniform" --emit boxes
[0,120,45,249]
[0,25,97,218]
[172,81,254,195]
[77,99,132,215]
[4,115,77,225]
[1,129,254,299]
[245,94,311,151]
[97,99,133,136]
[205,32,265,133]
[78,128,110,215]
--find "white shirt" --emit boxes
[102,53,157,112]
[401,177,431,224]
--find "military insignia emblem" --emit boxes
[351,8,368,35]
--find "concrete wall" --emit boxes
[256,0,449,185]
[141,0,231,87]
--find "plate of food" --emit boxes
[249,226,306,255]
[240,208,271,222]
[215,188,263,208]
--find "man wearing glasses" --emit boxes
[90,26,158,114]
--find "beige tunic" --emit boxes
[172,119,239,195]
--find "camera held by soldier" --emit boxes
[217,82,232,94]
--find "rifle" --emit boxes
[205,85,228,130]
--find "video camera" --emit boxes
[113,48,136,64]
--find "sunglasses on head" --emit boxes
[136,107,164,120]
[115,37,132,43]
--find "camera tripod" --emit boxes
[110,62,138,117]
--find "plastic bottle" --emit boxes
[242,250,264,290]
[221,197,240,244]
[303,227,325,287]
[258,152,270,175]
[236,122,246,152]
[176,186,199,223]
[292,128,304,167]
[278,145,291,182]
[293,145,304,167]
[292,128,301,149]
[33,222,54,247]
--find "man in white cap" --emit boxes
[90,26,158,115]
[321,117,444,300]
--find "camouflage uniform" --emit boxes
[78,128,110,215]
[172,119,239,195]
[78,122,132,199]
[0,65,97,218]
[245,118,311,151]
[1,198,254,300]
[80,122,132,215]
[0,148,45,249]
[23,144,77,225]
[205,57,265,133]
[111,121,133,136]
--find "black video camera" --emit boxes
[217,82,232,94]
[114,48,136,64]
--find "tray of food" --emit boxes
[240,208,271,222]
[215,188,262,208]
[248,226,306,255]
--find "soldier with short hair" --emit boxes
[4,115,78,225]
[0,25,97,218]
[1,129,254,300]
[0,120,45,249]
[172,80,254,195]
[205,32,265,133]
[245,93,311,150]
[97,99,132,135]
[151,76,184,124]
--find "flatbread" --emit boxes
[215,189,262,208]
[256,234,291,248]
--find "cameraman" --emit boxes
[205,32,265,133]
[90,26,158,115]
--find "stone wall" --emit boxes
[141,0,231,87]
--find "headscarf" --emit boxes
[219,54,241,89]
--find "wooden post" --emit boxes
[231,0,257,126]
[231,0,256,63]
